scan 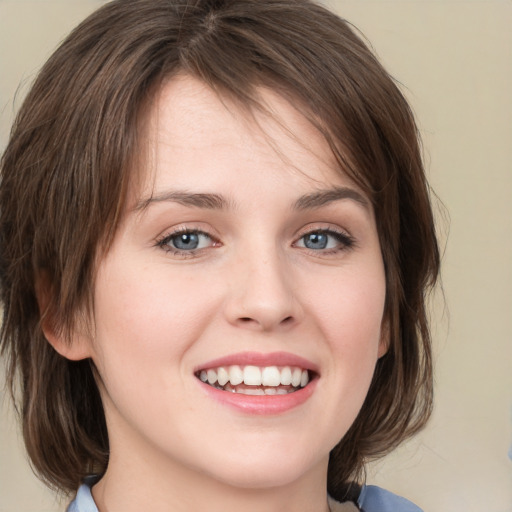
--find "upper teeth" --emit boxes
[198,365,309,388]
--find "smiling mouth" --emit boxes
[196,365,311,395]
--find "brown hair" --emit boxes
[0,0,439,501]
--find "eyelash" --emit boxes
[156,226,356,257]
[156,227,219,258]
[294,227,356,255]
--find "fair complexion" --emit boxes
[47,75,387,512]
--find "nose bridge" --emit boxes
[225,238,299,331]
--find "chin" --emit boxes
[197,443,326,490]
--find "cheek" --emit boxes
[88,262,221,436]
[302,261,386,393]
[309,266,386,346]
[89,258,221,387]
[95,258,212,333]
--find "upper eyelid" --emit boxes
[156,230,218,257]
[159,224,350,237]
[293,226,356,250]
[156,227,215,248]
[294,224,352,239]
[157,225,217,241]
[155,224,355,251]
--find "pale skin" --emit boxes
[45,75,387,512]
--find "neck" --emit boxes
[92,442,331,512]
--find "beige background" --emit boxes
[1,1,511,511]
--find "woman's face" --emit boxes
[79,75,387,490]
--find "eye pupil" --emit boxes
[304,232,328,250]
[173,233,199,250]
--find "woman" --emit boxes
[0,1,440,510]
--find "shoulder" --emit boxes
[66,477,99,512]
[68,480,422,512]
[357,485,424,512]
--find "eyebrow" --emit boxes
[293,187,369,210]
[135,186,368,212]
[135,191,229,211]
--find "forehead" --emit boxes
[135,74,355,200]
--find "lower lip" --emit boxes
[197,378,318,415]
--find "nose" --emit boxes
[224,248,302,332]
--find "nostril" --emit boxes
[234,312,296,331]
[239,316,293,325]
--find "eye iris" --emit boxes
[304,232,328,250]
[173,233,199,250]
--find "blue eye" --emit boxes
[302,232,329,250]
[159,230,214,252]
[296,230,353,252]
[172,232,200,250]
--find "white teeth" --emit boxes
[291,367,302,387]
[198,364,312,391]
[207,369,217,385]
[244,388,265,396]
[228,365,243,386]
[261,366,281,387]
[217,367,229,386]
[280,366,292,385]
[243,365,262,386]
[300,369,309,387]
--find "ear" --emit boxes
[378,316,390,358]
[35,272,94,361]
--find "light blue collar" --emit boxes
[67,480,422,512]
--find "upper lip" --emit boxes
[194,351,319,374]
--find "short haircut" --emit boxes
[0,0,440,501]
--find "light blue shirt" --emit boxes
[67,479,423,512]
